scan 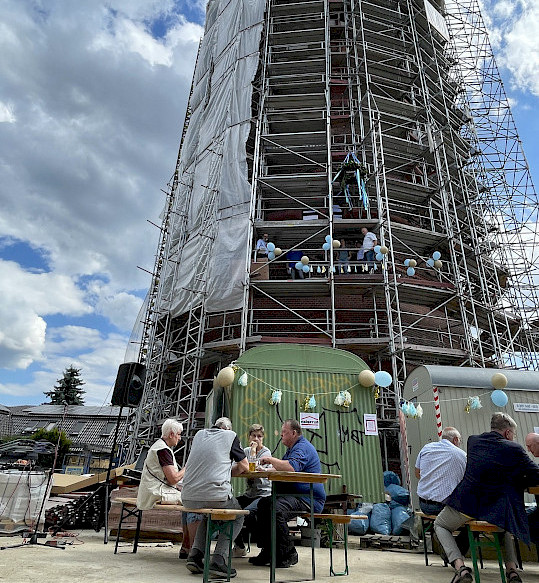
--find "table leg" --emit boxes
[309,484,315,581]
[270,485,276,583]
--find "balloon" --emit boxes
[332,240,341,248]
[432,251,441,261]
[380,246,388,255]
[427,258,435,267]
[434,260,443,269]
[406,267,416,276]
[302,264,310,273]
[358,369,376,387]
[374,245,381,254]
[408,259,417,268]
[295,262,303,270]
[404,259,410,267]
[491,372,508,389]
[322,242,330,251]
[491,389,508,407]
[267,251,275,260]
[301,255,309,265]
[267,242,275,252]
[376,253,383,261]
[274,247,282,256]
[374,370,393,387]
[216,366,235,387]
[325,235,332,243]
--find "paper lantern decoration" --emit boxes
[322,242,330,251]
[269,390,282,405]
[303,395,317,411]
[334,391,345,406]
[491,389,508,407]
[295,262,303,270]
[465,395,482,413]
[434,259,442,269]
[491,372,508,390]
[268,251,275,260]
[216,366,235,387]
[408,259,417,268]
[301,256,310,265]
[274,247,282,256]
[426,258,435,267]
[374,370,392,387]
[415,404,423,418]
[432,251,441,261]
[325,235,332,243]
[380,246,388,255]
[407,267,416,276]
[332,240,341,248]
[267,242,275,252]
[358,369,376,387]
[238,372,248,387]
[374,245,381,254]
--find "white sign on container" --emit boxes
[513,402,539,413]
[300,412,319,429]
[364,413,378,436]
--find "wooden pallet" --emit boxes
[359,534,413,550]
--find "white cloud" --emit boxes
[0,101,16,123]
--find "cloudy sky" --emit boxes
[0,0,538,407]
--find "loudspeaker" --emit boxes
[111,362,146,407]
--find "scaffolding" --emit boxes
[128,0,539,472]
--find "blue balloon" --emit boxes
[426,258,435,268]
[374,245,381,254]
[376,253,383,261]
[322,242,331,251]
[295,262,303,270]
[267,251,275,260]
[302,264,310,273]
[375,371,393,388]
[325,235,332,243]
[407,267,415,276]
[267,242,275,252]
[432,251,441,261]
[491,389,508,407]
[404,259,410,267]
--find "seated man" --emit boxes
[136,418,184,510]
[249,419,326,568]
[524,432,539,546]
[415,426,468,559]
[434,413,539,583]
[233,423,272,557]
[182,416,248,579]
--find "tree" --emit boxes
[44,365,86,405]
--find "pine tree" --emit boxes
[44,365,86,405]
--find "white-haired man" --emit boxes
[136,418,184,510]
[182,416,248,579]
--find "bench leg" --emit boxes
[493,533,506,583]
[328,520,349,577]
[114,503,142,555]
[467,526,481,583]
[202,517,234,583]
[421,518,430,566]
[133,507,142,554]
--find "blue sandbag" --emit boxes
[347,503,372,536]
[383,470,401,487]
[385,483,410,506]
[391,505,413,535]
[369,503,392,535]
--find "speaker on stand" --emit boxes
[102,362,146,543]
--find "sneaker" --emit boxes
[232,545,247,558]
[208,554,237,579]
[186,549,204,574]
[249,550,271,566]
[277,549,298,568]
[179,549,189,560]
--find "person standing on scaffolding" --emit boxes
[360,227,377,272]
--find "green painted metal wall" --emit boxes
[227,344,385,502]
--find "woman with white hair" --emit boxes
[136,418,185,510]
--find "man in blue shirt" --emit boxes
[248,419,326,568]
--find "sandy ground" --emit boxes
[1,531,539,583]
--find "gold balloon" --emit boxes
[301,255,310,265]
[380,246,388,255]
[408,259,417,268]
[491,372,508,390]
[434,259,443,269]
[274,247,282,256]
[216,366,235,387]
[358,369,376,387]
[332,240,341,249]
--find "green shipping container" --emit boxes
[223,344,384,502]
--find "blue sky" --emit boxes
[0,0,538,407]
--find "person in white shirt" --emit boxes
[360,227,377,271]
[255,233,269,259]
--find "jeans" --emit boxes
[255,494,309,560]
[183,497,244,560]
[420,500,469,557]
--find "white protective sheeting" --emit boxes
[0,471,50,528]
[165,0,264,317]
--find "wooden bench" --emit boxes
[466,521,506,583]
[299,513,368,576]
[113,497,248,583]
[416,511,448,567]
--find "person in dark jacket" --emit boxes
[434,412,539,583]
